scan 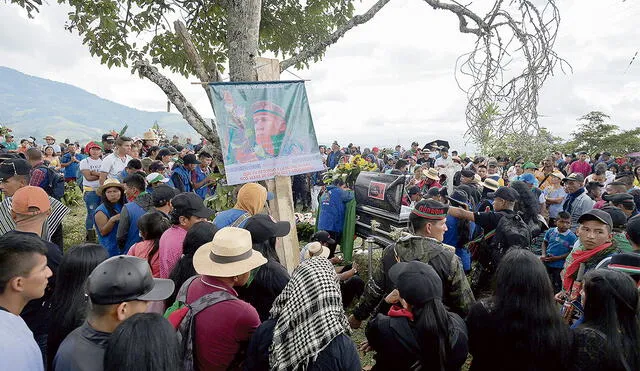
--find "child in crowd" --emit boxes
[541,211,577,293]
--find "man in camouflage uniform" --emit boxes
[349,199,475,329]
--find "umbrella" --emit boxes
[423,140,450,151]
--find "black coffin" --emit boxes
[354,172,410,246]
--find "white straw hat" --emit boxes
[193,227,267,277]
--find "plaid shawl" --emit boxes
[269,257,350,370]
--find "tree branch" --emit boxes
[423,0,491,35]
[133,59,222,161]
[279,0,392,72]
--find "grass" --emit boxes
[62,202,88,251]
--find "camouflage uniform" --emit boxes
[352,235,475,320]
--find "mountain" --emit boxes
[0,66,198,142]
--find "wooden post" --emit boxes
[255,57,301,273]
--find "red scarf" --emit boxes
[388,305,414,321]
[562,242,612,291]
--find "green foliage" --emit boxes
[296,222,315,243]
[482,127,563,163]
[62,182,83,207]
[203,173,235,213]
[8,0,42,18]
[36,0,357,76]
[563,111,640,156]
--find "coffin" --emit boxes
[354,172,411,246]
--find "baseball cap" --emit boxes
[243,214,291,243]
[520,173,537,184]
[171,192,214,219]
[152,185,177,207]
[601,206,627,230]
[311,230,335,245]
[146,172,169,184]
[487,160,498,167]
[603,193,634,204]
[578,209,613,228]
[87,255,175,305]
[608,253,640,276]
[460,169,475,178]
[157,148,172,158]
[182,154,201,165]
[407,186,421,196]
[522,162,538,170]
[102,134,115,142]
[487,186,519,202]
[0,158,31,181]
[411,199,448,220]
[389,261,443,306]
[563,173,585,183]
[167,146,178,155]
[85,141,102,153]
[11,186,51,215]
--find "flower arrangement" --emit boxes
[324,154,378,187]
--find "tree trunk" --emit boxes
[226,0,262,82]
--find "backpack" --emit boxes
[36,165,65,200]
[470,212,531,295]
[165,276,238,371]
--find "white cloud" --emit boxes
[2,0,640,154]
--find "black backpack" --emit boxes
[36,165,65,200]
[470,212,531,295]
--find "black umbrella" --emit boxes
[422,140,450,151]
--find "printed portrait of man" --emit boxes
[252,100,288,158]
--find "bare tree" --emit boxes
[422,0,570,146]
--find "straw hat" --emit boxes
[193,227,267,277]
[481,178,499,191]
[303,242,330,260]
[97,178,125,196]
[425,168,440,181]
[143,131,158,141]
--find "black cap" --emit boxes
[102,134,115,142]
[601,206,627,229]
[609,253,640,275]
[487,186,519,202]
[603,193,634,204]
[87,256,174,305]
[171,192,214,219]
[615,171,634,180]
[243,214,291,243]
[182,154,201,165]
[167,146,178,155]
[411,199,448,220]
[158,148,172,158]
[460,169,475,178]
[0,158,31,181]
[425,187,441,199]
[578,209,613,228]
[389,261,442,306]
[447,189,469,208]
[152,185,177,207]
[311,230,335,245]
[407,186,421,196]
[563,173,585,183]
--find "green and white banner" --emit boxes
[209,81,324,185]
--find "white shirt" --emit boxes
[100,153,132,180]
[79,157,103,188]
[434,156,453,169]
[0,309,44,371]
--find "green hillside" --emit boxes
[0,66,199,141]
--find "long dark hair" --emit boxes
[167,221,218,305]
[47,244,109,368]
[582,269,640,370]
[492,249,571,369]
[104,313,180,371]
[100,186,126,216]
[413,299,452,371]
[137,211,170,267]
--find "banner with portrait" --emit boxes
[208,81,324,185]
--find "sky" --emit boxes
[2,0,640,154]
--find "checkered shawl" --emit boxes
[268,257,350,370]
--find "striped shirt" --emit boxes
[0,196,69,241]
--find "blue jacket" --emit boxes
[327,151,343,169]
[317,185,354,233]
[171,165,193,193]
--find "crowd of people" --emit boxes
[0,133,639,371]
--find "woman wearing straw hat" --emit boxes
[185,227,267,370]
[94,179,126,256]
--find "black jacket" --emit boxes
[53,322,110,371]
[366,311,468,371]
[236,260,290,321]
[244,319,360,371]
